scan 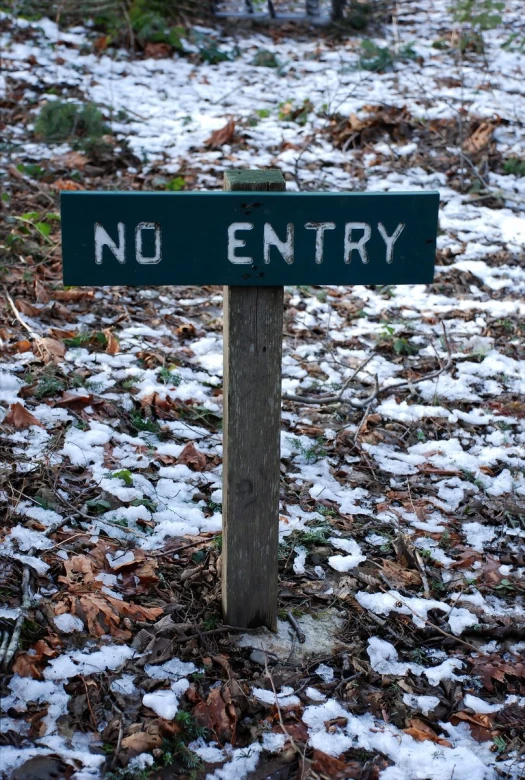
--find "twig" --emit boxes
[283,321,452,408]
[4,287,42,341]
[286,611,305,643]
[1,565,31,669]
[414,550,431,599]
[264,656,308,778]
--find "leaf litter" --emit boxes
[0,0,525,778]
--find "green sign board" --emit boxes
[61,191,439,287]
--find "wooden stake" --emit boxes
[222,170,285,630]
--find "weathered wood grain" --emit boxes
[222,169,285,629]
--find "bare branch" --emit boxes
[283,321,452,409]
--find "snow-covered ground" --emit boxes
[1,1,525,778]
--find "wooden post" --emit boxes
[306,0,321,17]
[332,0,344,21]
[222,169,285,630]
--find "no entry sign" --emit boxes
[61,170,439,632]
[61,190,439,287]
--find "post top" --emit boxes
[224,169,285,191]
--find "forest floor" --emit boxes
[0,1,525,778]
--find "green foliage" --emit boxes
[393,337,419,356]
[111,469,133,486]
[128,0,184,49]
[344,1,371,30]
[359,39,417,72]
[296,525,330,546]
[251,49,280,68]
[34,373,64,399]
[278,99,314,125]
[130,411,161,434]
[16,162,45,179]
[34,100,108,151]
[503,158,525,177]
[290,436,327,463]
[63,330,108,350]
[189,31,239,64]
[166,176,186,191]
[502,32,525,53]
[451,0,504,31]
[158,365,182,384]
[13,211,57,244]
[86,498,112,514]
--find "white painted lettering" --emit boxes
[135,222,162,265]
[305,222,336,264]
[228,222,254,264]
[264,223,294,265]
[95,222,125,265]
[344,222,371,264]
[378,222,404,264]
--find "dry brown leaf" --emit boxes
[15,298,39,317]
[193,685,237,743]
[311,750,362,780]
[104,330,120,355]
[34,279,49,303]
[121,730,163,756]
[105,595,163,623]
[206,118,236,149]
[3,402,43,429]
[60,554,96,586]
[52,151,88,169]
[403,718,452,747]
[53,178,84,191]
[144,41,172,58]
[450,711,494,742]
[53,289,94,302]
[463,122,495,154]
[54,391,94,410]
[39,337,66,357]
[79,593,130,639]
[381,559,422,588]
[14,339,32,353]
[176,442,207,471]
[12,654,43,679]
[471,653,525,692]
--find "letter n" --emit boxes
[95,223,125,264]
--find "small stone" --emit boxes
[250,649,267,666]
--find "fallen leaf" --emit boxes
[144,41,172,59]
[12,654,43,679]
[34,279,49,303]
[104,330,120,355]
[52,151,88,169]
[14,339,32,353]
[176,442,207,471]
[54,391,94,410]
[381,559,422,588]
[15,298,39,317]
[403,718,452,747]
[52,178,84,191]
[450,711,494,741]
[39,337,66,358]
[311,750,362,780]
[193,684,237,743]
[463,121,495,154]
[53,290,94,302]
[60,555,96,586]
[121,729,163,756]
[3,402,43,429]
[206,118,236,149]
